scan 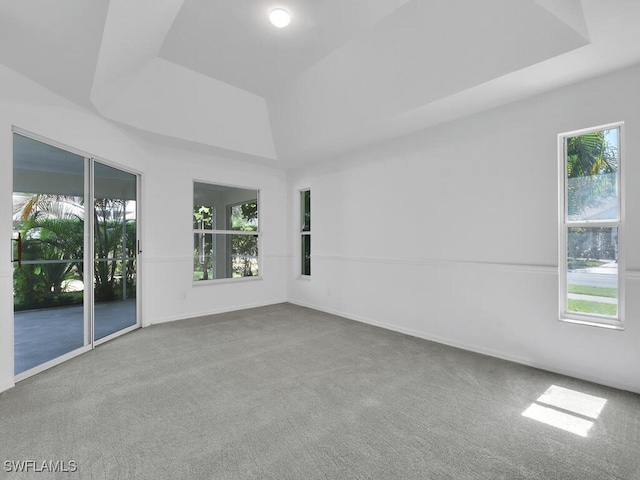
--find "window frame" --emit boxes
[300,189,311,277]
[558,122,625,329]
[193,181,261,284]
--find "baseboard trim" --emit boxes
[0,379,15,394]
[150,299,289,325]
[288,299,640,394]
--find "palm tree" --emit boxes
[13,194,136,307]
[565,129,618,263]
[14,196,84,287]
[566,130,617,218]
[94,198,133,301]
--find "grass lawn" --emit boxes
[568,299,617,316]
[567,259,608,269]
[568,285,617,298]
[193,271,205,281]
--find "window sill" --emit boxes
[559,316,624,331]
[193,276,263,287]
[298,275,311,281]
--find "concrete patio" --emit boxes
[14,299,137,374]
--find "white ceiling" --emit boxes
[1,0,640,167]
[161,0,411,97]
[0,0,109,111]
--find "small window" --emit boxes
[193,182,259,281]
[559,124,623,327]
[301,190,311,276]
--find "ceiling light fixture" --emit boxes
[269,8,291,28]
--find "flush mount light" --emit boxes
[269,8,291,28]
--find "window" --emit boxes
[301,190,311,276]
[193,182,259,281]
[559,124,623,328]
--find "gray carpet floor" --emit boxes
[1,303,639,479]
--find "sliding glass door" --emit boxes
[13,134,89,374]
[93,162,138,341]
[13,133,140,377]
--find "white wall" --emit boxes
[0,65,287,393]
[141,143,288,324]
[288,64,640,394]
[3,55,639,396]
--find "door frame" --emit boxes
[11,127,143,381]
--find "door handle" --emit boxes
[137,240,142,255]
[12,232,22,267]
